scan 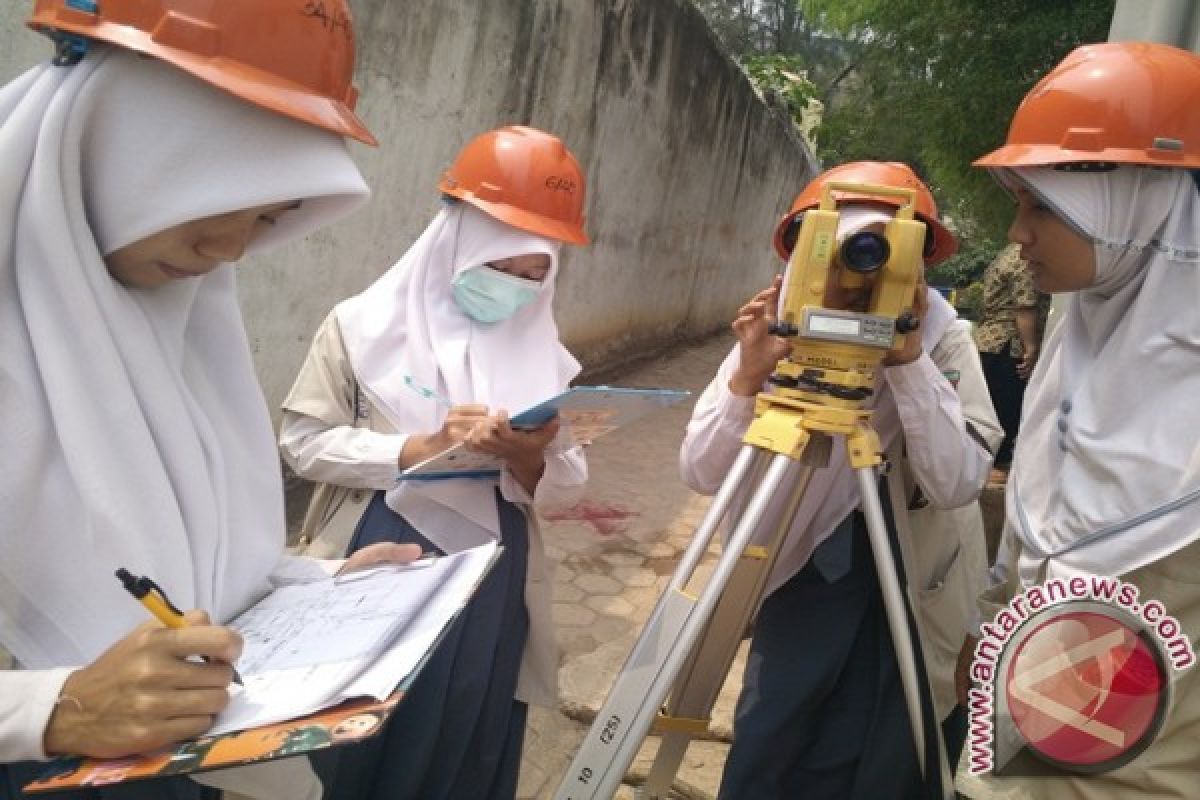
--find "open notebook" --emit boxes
[26,543,499,792]
[400,385,690,481]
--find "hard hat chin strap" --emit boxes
[51,31,89,66]
[47,0,99,67]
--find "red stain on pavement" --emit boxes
[543,501,639,535]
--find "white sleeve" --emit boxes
[679,347,757,496]
[279,312,408,490]
[884,335,992,509]
[0,668,74,763]
[279,411,406,491]
[499,438,589,511]
[988,522,1016,589]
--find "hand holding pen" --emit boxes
[398,374,554,473]
[399,374,492,468]
[116,569,243,685]
[42,577,243,759]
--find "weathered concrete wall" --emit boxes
[2,0,817,421]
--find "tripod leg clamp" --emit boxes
[652,713,710,736]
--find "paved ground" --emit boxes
[514,332,1007,799]
[277,329,1006,799]
[517,334,739,800]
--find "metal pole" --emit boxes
[555,452,798,800]
[667,446,762,592]
[854,465,928,771]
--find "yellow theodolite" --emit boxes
[746,181,926,467]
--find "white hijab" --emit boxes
[0,46,369,670]
[999,166,1200,583]
[335,203,579,552]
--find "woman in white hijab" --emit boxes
[682,162,998,800]
[956,42,1200,798]
[0,2,416,798]
[279,125,591,799]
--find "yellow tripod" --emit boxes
[554,183,952,799]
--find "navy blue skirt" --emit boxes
[719,485,944,800]
[314,488,530,800]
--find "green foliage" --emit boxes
[741,54,818,128]
[692,1,860,85]
[800,0,1115,242]
[954,280,985,322]
[692,0,759,53]
[926,240,1001,289]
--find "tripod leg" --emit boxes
[554,451,800,800]
[641,462,817,799]
[665,446,763,593]
[855,466,952,798]
[620,446,765,676]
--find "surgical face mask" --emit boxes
[451,264,542,323]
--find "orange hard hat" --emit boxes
[773,161,957,265]
[27,0,376,146]
[975,41,1200,170]
[439,126,588,245]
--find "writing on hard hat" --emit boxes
[439,126,589,245]
[27,0,376,145]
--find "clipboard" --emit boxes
[24,693,405,793]
[399,385,690,481]
[25,544,501,793]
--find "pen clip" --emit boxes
[139,576,184,616]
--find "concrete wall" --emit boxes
[1110,0,1200,51]
[2,0,817,422]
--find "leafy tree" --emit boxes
[695,1,857,85]
[692,0,1115,282]
[801,0,1115,250]
[741,53,818,130]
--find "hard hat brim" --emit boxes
[28,12,377,146]
[458,194,590,245]
[974,143,1200,169]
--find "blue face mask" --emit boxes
[451,265,542,324]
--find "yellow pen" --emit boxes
[115,568,243,685]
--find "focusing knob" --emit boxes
[895,312,920,333]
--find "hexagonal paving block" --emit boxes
[574,573,623,595]
[552,603,596,627]
[586,594,635,616]
[611,566,657,588]
[555,584,584,604]
[636,541,678,559]
[554,535,598,555]
[601,551,645,568]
